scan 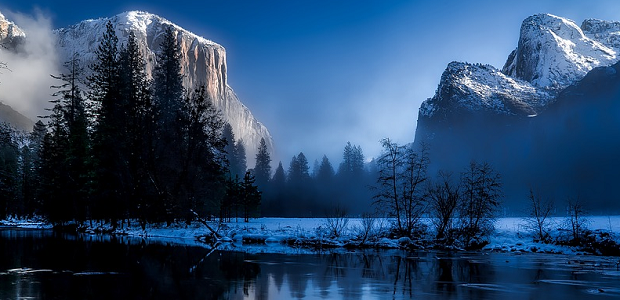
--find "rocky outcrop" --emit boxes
[419,62,551,120]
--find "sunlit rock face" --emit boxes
[55,11,274,165]
[0,11,25,46]
[414,14,620,210]
[503,14,619,90]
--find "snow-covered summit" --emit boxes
[420,62,552,118]
[54,10,274,164]
[0,11,25,41]
[502,13,618,89]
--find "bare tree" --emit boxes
[459,161,502,248]
[373,138,404,233]
[324,204,349,238]
[524,188,554,242]
[355,212,377,245]
[400,143,430,235]
[427,171,460,241]
[373,139,431,237]
[565,197,588,243]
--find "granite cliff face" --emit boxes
[414,14,620,209]
[55,11,274,164]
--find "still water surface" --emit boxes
[1,228,620,299]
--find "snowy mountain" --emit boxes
[55,11,274,165]
[0,11,25,47]
[414,14,620,210]
[0,11,273,164]
[419,14,620,122]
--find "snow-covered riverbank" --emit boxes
[2,216,620,256]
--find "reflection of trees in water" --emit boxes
[434,257,456,293]
[0,232,268,300]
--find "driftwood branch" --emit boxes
[190,209,221,239]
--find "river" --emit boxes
[1,228,619,299]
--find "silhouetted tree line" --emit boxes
[256,142,375,217]
[0,22,260,227]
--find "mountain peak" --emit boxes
[0,11,25,41]
[502,13,618,89]
[419,13,620,120]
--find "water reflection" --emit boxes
[1,229,620,300]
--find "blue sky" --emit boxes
[2,0,620,167]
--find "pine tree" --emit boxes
[233,139,247,177]
[39,90,70,224]
[254,137,271,189]
[119,31,156,225]
[0,122,19,219]
[39,53,92,224]
[266,161,287,216]
[317,155,335,183]
[23,121,47,216]
[152,26,184,123]
[176,86,227,222]
[150,25,186,224]
[222,123,236,176]
[288,152,310,185]
[88,20,131,226]
[240,171,261,222]
[338,142,365,178]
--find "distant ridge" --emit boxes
[0,101,34,131]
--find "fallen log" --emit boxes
[190,209,222,239]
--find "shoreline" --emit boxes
[2,216,619,257]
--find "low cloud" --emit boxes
[0,9,59,122]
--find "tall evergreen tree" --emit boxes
[88,21,128,226]
[152,26,184,123]
[266,161,287,216]
[240,171,261,222]
[176,86,227,222]
[119,31,156,225]
[0,123,19,219]
[272,162,286,188]
[40,53,91,224]
[338,142,365,179]
[232,139,247,178]
[222,123,236,176]
[150,25,186,224]
[316,155,335,184]
[18,121,47,216]
[288,152,310,186]
[254,137,271,188]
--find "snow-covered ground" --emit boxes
[487,216,620,255]
[2,216,619,256]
